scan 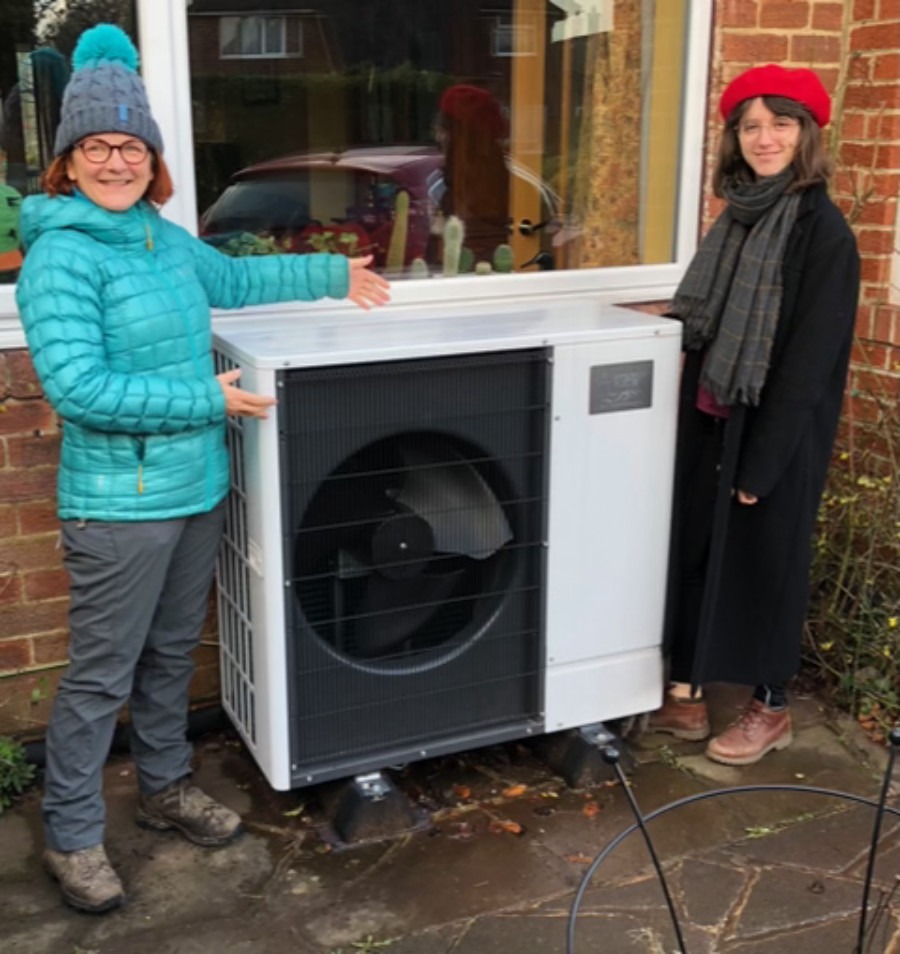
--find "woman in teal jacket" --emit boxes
[15,24,389,914]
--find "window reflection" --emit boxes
[0,0,136,284]
[189,1,689,278]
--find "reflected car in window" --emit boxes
[198,145,570,272]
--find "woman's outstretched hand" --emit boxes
[347,255,391,310]
[216,369,277,419]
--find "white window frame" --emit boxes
[219,15,301,61]
[0,0,712,349]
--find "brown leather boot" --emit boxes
[647,694,711,741]
[705,699,792,766]
[43,844,125,914]
[136,778,243,847]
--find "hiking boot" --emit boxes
[705,699,792,766]
[43,844,125,914]
[136,778,243,847]
[647,693,711,741]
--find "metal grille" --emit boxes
[213,350,256,745]
[280,349,550,778]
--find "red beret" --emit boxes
[439,84,509,139]
[719,64,831,127]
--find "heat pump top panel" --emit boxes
[212,299,680,369]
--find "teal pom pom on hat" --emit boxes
[53,23,163,156]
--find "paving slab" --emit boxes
[1,688,897,954]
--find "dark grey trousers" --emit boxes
[43,502,225,852]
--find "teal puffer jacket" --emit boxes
[16,193,349,521]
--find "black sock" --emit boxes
[753,684,787,711]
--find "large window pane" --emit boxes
[0,0,137,285]
[188,0,689,277]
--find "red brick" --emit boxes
[848,53,873,82]
[24,568,70,602]
[0,504,15,538]
[875,112,900,139]
[5,352,42,399]
[0,599,69,639]
[791,33,843,62]
[0,356,8,400]
[6,433,61,469]
[843,82,898,110]
[870,172,900,197]
[17,500,60,535]
[32,631,71,667]
[878,0,900,18]
[875,142,900,167]
[721,33,789,62]
[840,142,877,167]
[760,1,811,28]
[873,52,900,81]
[0,573,23,606]
[854,197,897,226]
[0,636,33,673]
[839,111,868,138]
[811,2,845,29]
[717,0,760,27]
[1,534,63,572]
[861,282,889,302]
[857,228,896,254]
[0,399,56,437]
[851,23,900,51]
[0,467,57,503]
[853,0,877,15]
[859,254,892,283]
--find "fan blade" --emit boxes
[335,549,370,580]
[354,571,463,656]
[396,449,512,559]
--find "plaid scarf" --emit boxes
[670,169,801,406]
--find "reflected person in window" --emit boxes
[648,65,860,765]
[429,84,511,265]
[15,24,389,915]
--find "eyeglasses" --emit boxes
[737,117,800,139]
[76,137,150,165]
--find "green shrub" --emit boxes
[0,736,36,814]
[805,357,900,739]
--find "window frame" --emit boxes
[0,0,713,348]
[219,15,301,61]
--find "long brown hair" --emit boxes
[41,149,175,206]
[712,95,832,197]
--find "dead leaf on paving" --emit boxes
[488,819,524,836]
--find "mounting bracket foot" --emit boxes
[534,722,634,788]
[323,771,428,846]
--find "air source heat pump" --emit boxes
[212,299,681,790]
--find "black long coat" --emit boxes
[664,184,860,688]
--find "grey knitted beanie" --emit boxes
[53,23,163,156]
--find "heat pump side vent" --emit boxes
[214,349,257,746]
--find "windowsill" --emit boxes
[0,263,682,351]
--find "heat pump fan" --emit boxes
[214,299,681,790]
[294,434,513,662]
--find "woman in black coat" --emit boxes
[650,64,860,765]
